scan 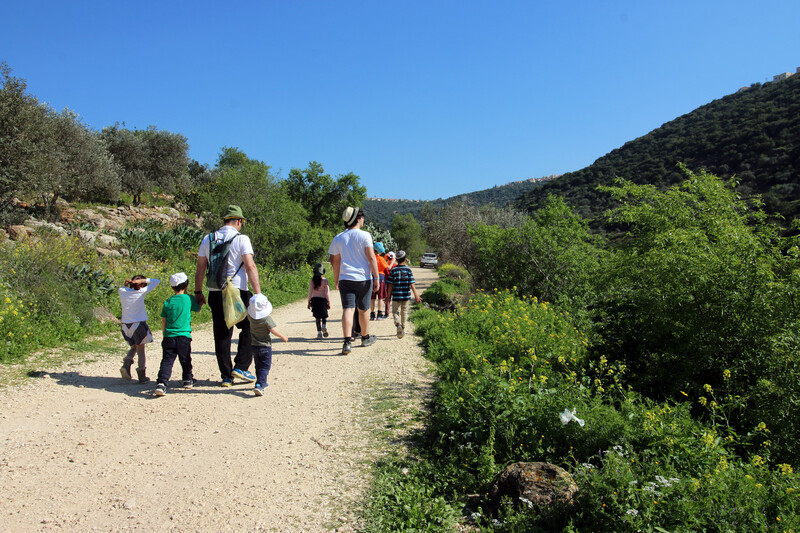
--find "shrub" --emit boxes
[398,290,800,531]
[420,279,468,310]
[437,262,470,282]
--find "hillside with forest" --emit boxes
[516,74,800,224]
[365,176,555,229]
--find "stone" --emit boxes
[487,462,578,513]
[97,234,119,247]
[96,247,122,258]
[74,229,98,244]
[93,307,119,324]
[7,225,31,241]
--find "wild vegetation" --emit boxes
[366,169,800,531]
[5,58,800,530]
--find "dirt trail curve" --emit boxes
[0,268,439,532]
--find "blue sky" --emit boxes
[2,1,799,200]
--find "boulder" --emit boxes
[74,229,98,244]
[7,225,31,241]
[97,234,119,247]
[487,462,578,513]
[93,307,120,324]
[26,220,68,237]
[96,247,122,258]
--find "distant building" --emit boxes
[773,72,795,82]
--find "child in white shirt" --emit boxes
[118,275,160,383]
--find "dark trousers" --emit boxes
[252,345,273,387]
[157,336,193,384]
[208,289,253,380]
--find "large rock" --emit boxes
[487,462,578,513]
[7,225,31,241]
[26,219,68,237]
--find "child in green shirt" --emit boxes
[154,272,202,397]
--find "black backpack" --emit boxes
[206,232,242,290]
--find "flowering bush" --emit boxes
[370,290,800,531]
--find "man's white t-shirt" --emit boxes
[198,225,255,291]
[328,228,373,282]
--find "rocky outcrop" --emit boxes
[4,202,202,257]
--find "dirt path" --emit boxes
[0,268,439,532]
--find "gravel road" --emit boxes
[0,267,439,532]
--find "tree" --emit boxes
[1,65,119,219]
[597,167,790,397]
[100,124,189,205]
[195,148,329,268]
[391,213,426,262]
[422,200,527,267]
[283,161,366,231]
[0,63,49,221]
[468,194,607,318]
[101,124,149,205]
[140,126,190,195]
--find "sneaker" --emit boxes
[221,378,233,387]
[377,311,386,320]
[370,312,376,321]
[322,326,329,338]
[396,325,404,339]
[342,340,352,355]
[232,368,256,383]
[361,334,378,347]
[254,383,267,396]
[317,331,324,339]
[153,383,166,397]
[182,378,197,388]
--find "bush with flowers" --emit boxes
[365,289,800,531]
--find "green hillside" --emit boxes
[516,74,800,223]
[365,177,553,228]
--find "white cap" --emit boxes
[170,272,188,287]
[247,293,273,320]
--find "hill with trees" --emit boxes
[365,176,555,229]
[516,74,800,224]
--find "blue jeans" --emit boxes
[252,345,272,387]
[158,336,193,384]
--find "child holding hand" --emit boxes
[247,294,288,396]
[153,272,202,397]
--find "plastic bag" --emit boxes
[222,277,247,329]
[559,408,586,427]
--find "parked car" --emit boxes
[419,252,439,268]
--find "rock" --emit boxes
[7,225,31,240]
[487,462,578,513]
[123,498,135,510]
[97,234,119,247]
[96,247,122,258]
[93,307,120,324]
[26,219,68,237]
[73,229,96,244]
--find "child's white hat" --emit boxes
[248,293,273,320]
[170,272,188,287]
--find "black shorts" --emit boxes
[338,279,373,311]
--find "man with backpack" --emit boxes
[194,205,262,386]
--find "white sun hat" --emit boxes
[247,293,273,320]
[169,272,188,287]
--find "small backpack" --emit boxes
[206,232,242,290]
